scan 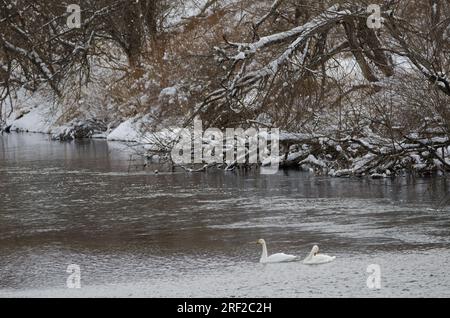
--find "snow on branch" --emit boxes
[228,4,348,59]
[0,35,59,94]
[203,5,352,110]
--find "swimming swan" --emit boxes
[257,239,297,263]
[302,245,336,265]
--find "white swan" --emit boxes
[257,239,297,263]
[302,245,336,265]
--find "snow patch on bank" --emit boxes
[107,117,142,142]
[4,90,59,134]
[107,116,181,146]
[3,101,153,143]
[9,105,55,133]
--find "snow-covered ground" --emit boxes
[106,117,143,142]
[4,108,151,143]
[2,90,57,134]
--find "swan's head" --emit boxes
[257,239,266,245]
[312,245,319,256]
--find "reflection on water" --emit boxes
[0,133,450,297]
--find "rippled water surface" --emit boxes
[1,133,450,297]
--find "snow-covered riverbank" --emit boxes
[1,92,141,142]
[3,107,450,179]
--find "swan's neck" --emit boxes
[260,242,268,261]
[305,250,315,261]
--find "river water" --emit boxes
[0,133,449,297]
